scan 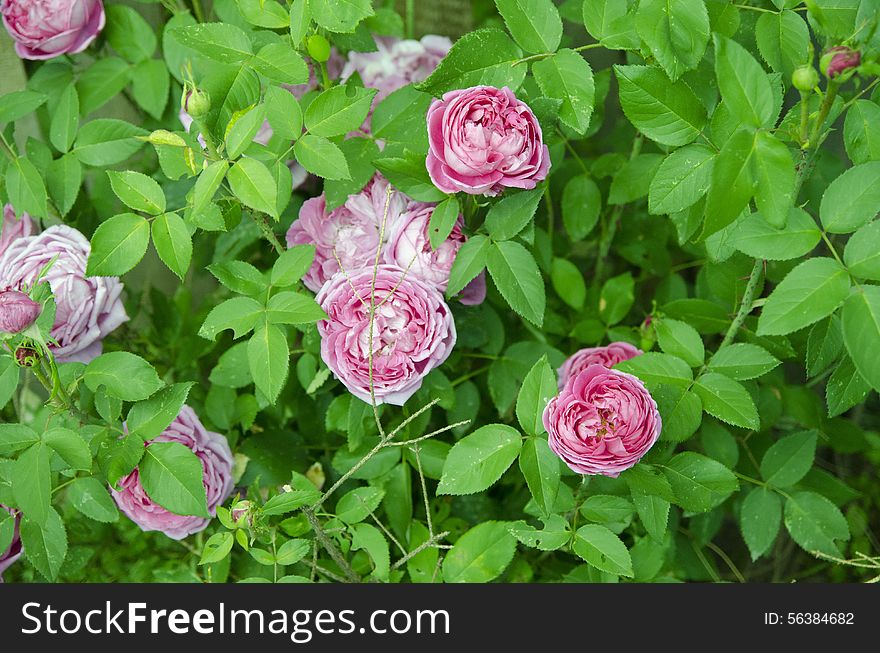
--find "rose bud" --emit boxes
[111,406,234,540]
[1,0,105,60]
[543,364,661,477]
[307,34,331,62]
[0,290,40,334]
[820,46,861,79]
[0,225,128,363]
[316,264,456,406]
[0,204,33,258]
[426,85,551,196]
[557,342,642,389]
[792,65,819,92]
[181,84,211,118]
[0,505,21,582]
[230,500,251,526]
[14,344,39,368]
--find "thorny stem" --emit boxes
[254,212,285,254]
[302,507,361,583]
[595,133,643,280]
[717,259,763,350]
[390,531,450,571]
[808,81,840,150]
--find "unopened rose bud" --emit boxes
[820,46,861,79]
[307,34,331,63]
[182,85,211,118]
[0,290,41,334]
[14,344,39,368]
[231,500,251,525]
[792,65,819,91]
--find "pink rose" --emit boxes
[0,225,128,363]
[0,505,21,582]
[286,175,407,292]
[543,364,661,477]
[426,85,551,196]
[0,289,41,334]
[111,406,234,540]
[558,341,643,389]
[0,204,33,258]
[316,265,456,406]
[825,46,861,78]
[1,0,104,60]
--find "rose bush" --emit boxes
[0,0,878,585]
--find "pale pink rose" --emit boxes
[0,225,128,363]
[426,85,551,196]
[558,342,642,389]
[0,204,33,258]
[111,406,234,541]
[316,265,456,406]
[543,364,661,477]
[0,505,21,582]
[1,0,104,60]
[0,289,41,334]
[285,175,407,292]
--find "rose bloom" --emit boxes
[0,225,128,363]
[0,289,41,333]
[1,0,104,60]
[0,505,21,582]
[543,364,661,477]
[557,341,642,389]
[286,175,407,292]
[316,264,456,406]
[826,46,860,78]
[111,406,234,540]
[0,204,32,257]
[426,85,551,196]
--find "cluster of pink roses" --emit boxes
[0,205,128,362]
[544,343,661,477]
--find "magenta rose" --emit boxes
[0,505,22,582]
[0,225,128,363]
[286,175,407,292]
[426,85,551,196]
[1,0,104,60]
[316,264,456,406]
[557,341,642,389]
[825,46,861,78]
[111,406,234,540]
[543,364,661,477]
[0,205,33,258]
[0,289,41,334]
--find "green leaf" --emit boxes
[371,85,433,147]
[442,521,517,582]
[373,153,446,202]
[416,28,525,97]
[43,427,90,471]
[760,430,817,487]
[580,495,635,527]
[703,128,756,238]
[76,57,131,116]
[784,491,850,556]
[509,514,569,551]
[310,0,374,33]
[265,291,327,325]
[107,171,165,215]
[616,352,693,389]
[728,208,821,260]
[655,318,704,367]
[275,538,311,566]
[572,524,633,577]
[532,49,595,134]
[826,355,871,418]
[74,119,146,166]
[648,144,715,215]
[271,245,316,286]
[152,213,192,280]
[49,84,79,153]
[294,134,350,181]
[210,262,266,299]
[599,272,634,325]
[844,220,880,280]
[305,85,377,137]
[335,486,385,524]
[86,213,150,277]
[265,86,303,140]
[752,131,795,228]
[693,372,760,430]
[289,0,311,43]
[740,487,781,560]
[427,197,460,250]
[225,105,266,160]
[0,423,39,457]
[562,174,601,239]
[141,441,210,517]
[237,0,290,28]
[621,463,677,503]
[755,9,810,79]
[199,531,234,565]
[807,315,844,378]
[757,258,851,336]
[199,296,265,340]
[820,161,880,233]
[632,492,669,541]
[131,59,170,120]
[13,444,51,526]
[170,23,253,64]
[519,437,560,516]
[614,65,707,146]
[261,487,321,515]
[192,160,229,217]
[486,240,546,326]
[127,383,194,441]
[437,424,522,495]
[446,234,489,297]
[635,0,710,81]
[0,90,48,124]
[20,508,67,581]
[713,34,774,128]
[582,0,639,50]
[495,0,562,53]
[250,42,309,85]
[47,153,82,217]
[550,258,586,311]
[105,4,156,63]
[68,477,119,523]
[843,99,880,164]
[484,188,544,241]
[248,323,289,403]
[83,352,162,402]
[662,451,738,512]
[6,157,47,219]
[840,285,880,392]
[708,343,780,380]
[228,158,279,218]
[516,356,557,437]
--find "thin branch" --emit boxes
[302,507,361,583]
[391,531,450,571]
